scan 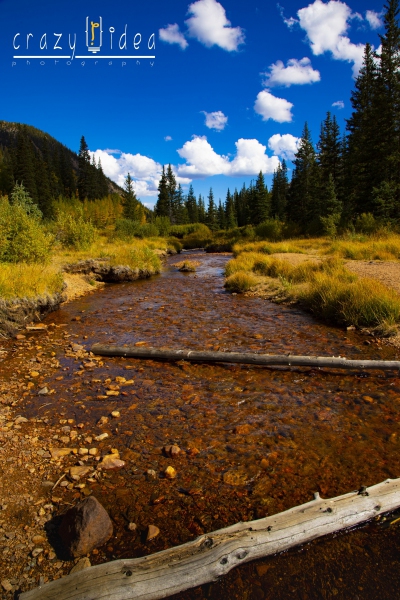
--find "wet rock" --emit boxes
[89,448,98,456]
[78,448,89,456]
[164,466,177,479]
[163,444,181,457]
[32,535,46,545]
[223,470,248,486]
[32,547,43,558]
[69,557,91,573]
[95,433,109,441]
[146,469,157,480]
[30,371,40,378]
[1,579,13,592]
[59,496,113,558]
[38,387,49,396]
[69,466,91,480]
[128,522,137,531]
[14,416,28,424]
[146,525,160,541]
[111,411,120,418]
[97,416,108,425]
[98,454,125,470]
[50,448,72,459]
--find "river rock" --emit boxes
[69,557,91,573]
[59,496,113,557]
[146,524,160,541]
[164,466,177,479]
[98,454,125,469]
[163,444,181,457]
[50,448,73,459]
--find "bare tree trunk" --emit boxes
[91,344,400,371]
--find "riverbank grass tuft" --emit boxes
[0,263,64,300]
[173,260,201,272]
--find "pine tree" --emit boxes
[186,184,198,223]
[224,188,237,229]
[217,199,226,229]
[197,195,206,223]
[318,112,342,185]
[271,160,289,220]
[372,0,400,219]
[252,171,270,224]
[287,123,320,228]
[346,43,379,215]
[166,164,177,223]
[206,188,218,230]
[155,166,170,218]
[77,136,91,200]
[122,173,140,220]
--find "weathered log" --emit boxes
[91,344,400,370]
[20,478,400,600]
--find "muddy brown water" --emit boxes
[6,251,400,598]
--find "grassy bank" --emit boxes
[224,251,400,332]
[0,236,167,302]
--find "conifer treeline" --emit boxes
[0,124,121,219]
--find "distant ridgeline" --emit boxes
[0,121,123,219]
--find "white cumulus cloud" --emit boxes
[264,57,320,87]
[268,134,300,161]
[91,149,163,197]
[159,24,188,49]
[332,100,345,108]
[164,136,173,141]
[366,10,383,30]
[176,135,279,178]
[202,110,228,131]
[185,0,245,51]
[254,90,294,123]
[297,0,365,76]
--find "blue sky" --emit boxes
[0,0,384,208]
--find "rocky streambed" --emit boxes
[0,252,400,599]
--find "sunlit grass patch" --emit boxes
[0,263,64,300]
[232,240,304,257]
[224,271,259,293]
[325,237,400,261]
[299,274,400,327]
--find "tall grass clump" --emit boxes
[0,263,63,299]
[224,271,258,293]
[326,236,400,260]
[232,240,304,257]
[106,242,162,274]
[300,274,400,327]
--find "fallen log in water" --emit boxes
[91,344,400,370]
[20,478,400,600]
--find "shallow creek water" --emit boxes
[8,251,400,598]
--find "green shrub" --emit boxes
[154,216,171,237]
[114,218,160,240]
[255,219,284,241]
[170,223,210,239]
[0,194,53,264]
[53,211,97,250]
